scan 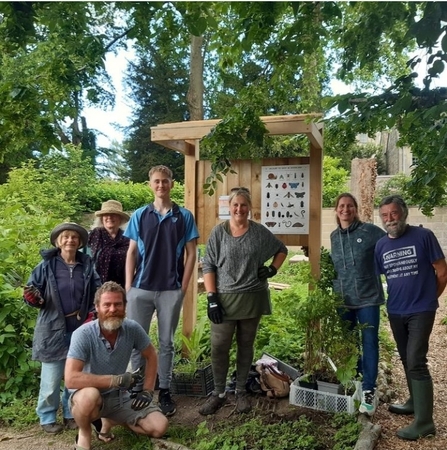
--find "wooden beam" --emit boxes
[151,114,324,145]
[152,139,188,154]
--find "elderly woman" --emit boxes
[23,223,101,434]
[199,187,288,416]
[88,200,130,288]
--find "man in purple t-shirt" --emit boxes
[375,195,447,441]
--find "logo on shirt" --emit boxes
[382,246,416,263]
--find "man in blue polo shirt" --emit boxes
[125,165,199,416]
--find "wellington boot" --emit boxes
[389,370,414,415]
[397,379,436,441]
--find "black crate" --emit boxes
[171,364,214,397]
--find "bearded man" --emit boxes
[65,281,168,450]
[375,195,447,441]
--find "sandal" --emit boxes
[92,418,115,443]
[74,434,91,450]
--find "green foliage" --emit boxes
[0,203,59,405]
[194,416,322,450]
[86,180,152,212]
[0,145,96,221]
[322,156,349,208]
[375,173,413,206]
[331,413,362,450]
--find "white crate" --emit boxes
[289,379,362,414]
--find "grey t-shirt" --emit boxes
[68,319,150,382]
[202,220,288,293]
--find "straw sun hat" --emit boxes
[95,200,130,222]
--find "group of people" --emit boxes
[331,193,447,441]
[23,164,447,446]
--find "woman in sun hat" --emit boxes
[88,200,130,288]
[23,222,101,434]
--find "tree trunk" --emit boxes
[186,34,204,120]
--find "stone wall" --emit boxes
[321,207,447,254]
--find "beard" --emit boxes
[385,219,407,238]
[100,316,124,331]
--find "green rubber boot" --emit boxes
[389,370,414,415]
[397,379,436,441]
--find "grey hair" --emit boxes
[91,216,127,230]
[379,195,409,220]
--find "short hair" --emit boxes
[229,187,252,209]
[56,230,82,249]
[379,195,409,220]
[333,193,360,226]
[148,165,173,180]
[94,281,127,306]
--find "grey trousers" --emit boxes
[210,316,261,394]
[126,287,184,389]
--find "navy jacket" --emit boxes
[25,248,101,362]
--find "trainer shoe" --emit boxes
[41,423,64,434]
[235,391,252,413]
[199,392,227,415]
[359,390,377,416]
[158,389,176,416]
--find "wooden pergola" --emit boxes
[151,114,324,338]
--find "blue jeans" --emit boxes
[339,305,380,392]
[36,360,72,425]
[388,311,435,381]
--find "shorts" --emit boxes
[70,389,161,427]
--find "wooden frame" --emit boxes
[151,114,323,339]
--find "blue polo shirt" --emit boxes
[124,203,199,291]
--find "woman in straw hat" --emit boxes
[88,200,130,288]
[23,222,101,434]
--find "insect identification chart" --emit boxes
[261,165,309,234]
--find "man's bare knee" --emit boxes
[72,387,102,416]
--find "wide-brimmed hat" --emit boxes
[95,200,130,221]
[50,222,88,248]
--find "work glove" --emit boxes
[258,265,277,280]
[207,293,224,324]
[110,372,139,390]
[131,390,154,410]
[23,285,44,306]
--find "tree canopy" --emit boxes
[0,2,446,212]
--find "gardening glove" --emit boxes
[131,390,154,410]
[110,372,139,390]
[23,285,44,307]
[207,292,224,324]
[258,265,277,280]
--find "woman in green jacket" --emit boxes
[330,193,385,416]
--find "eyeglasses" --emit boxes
[230,187,250,194]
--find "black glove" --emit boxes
[258,265,277,280]
[131,390,154,410]
[110,372,139,389]
[207,293,224,324]
[23,285,44,306]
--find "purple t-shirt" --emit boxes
[375,225,444,314]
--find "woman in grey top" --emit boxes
[199,187,288,415]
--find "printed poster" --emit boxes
[261,165,309,234]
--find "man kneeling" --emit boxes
[65,281,168,450]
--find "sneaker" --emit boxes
[41,423,64,434]
[235,391,252,414]
[63,418,78,430]
[158,389,176,416]
[359,390,377,416]
[199,393,227,416]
